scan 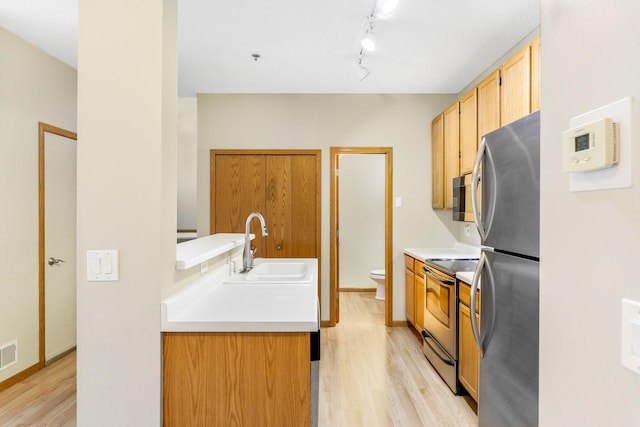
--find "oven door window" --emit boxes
[426,275,451,328]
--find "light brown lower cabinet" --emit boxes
[163,332,311,426]
[405,255,415,326]
[405,255,426,332]
[458,281,480,402]
[414,260,426,332]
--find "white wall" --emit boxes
[338,154,385,289]
[0,26,77,383]
[76,1,176,425]
[177,97,198,230]
[196,94,459,322]
[539,1,640,425]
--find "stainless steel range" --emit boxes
[421,258,477,394]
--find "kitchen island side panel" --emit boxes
[163,332,310,426]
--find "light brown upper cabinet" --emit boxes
[500,45,531,127]
[210,150,321,260]
[443,102,460,209]
[477,69,501,146]
[431,113,445,209]
[459,88,478,175]
[530,36,541,112]
[429,38,540,210]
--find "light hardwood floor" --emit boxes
[0,292,477,426]
[320,292,477,427]
[0,352,76,426]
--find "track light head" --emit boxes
[361,32,377,52]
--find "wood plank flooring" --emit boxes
[320,292,477,427]
[0,351,76,426]
[0,292,476,426]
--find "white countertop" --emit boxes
[456,271,474,284]
[457,270,481,289]
[175,233,248,270]
[161,258,319,333]
[404,243,480,262]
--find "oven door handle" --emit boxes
[422,266,455,286]
[421,330,454,366]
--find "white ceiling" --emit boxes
[0,0,540,97]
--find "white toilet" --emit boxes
[369,269,386,300]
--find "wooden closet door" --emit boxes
[265,155,318,258]
[211,151,319,261]
[211,154,267,258]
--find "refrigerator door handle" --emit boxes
[471,251,497,359]
[471,137,487,241]
[470,253,485,357]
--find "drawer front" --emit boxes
[405,255,414,272]
[459,282,480,314]
[414,260,425,278]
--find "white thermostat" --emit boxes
[562,117,619,172]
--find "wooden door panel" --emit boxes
[212,154,267,256]
[266,156,292,257]
[477,70,501,144]
[443,102,460,209]
[431,114,444,209]
[290,155,318,258]
[459,89,478,175]
[530,37,541,112]
[211,151,319,262]
[500,45,531,126]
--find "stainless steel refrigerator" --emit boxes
[470,111,540,427]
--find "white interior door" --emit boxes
[44,132,77,362]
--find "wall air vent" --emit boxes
[0,340,18,370]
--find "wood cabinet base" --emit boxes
[163,332,310,426]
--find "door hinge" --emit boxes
[499,76,502,86]
[335,169,339,177]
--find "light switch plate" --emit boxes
[621,298,640,374]
[87,250,119,281]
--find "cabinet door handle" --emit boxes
[276,245,282,251]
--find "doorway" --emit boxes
[330,147,393,326]
[38,122,77,367]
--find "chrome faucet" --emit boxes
[243,212,268,272]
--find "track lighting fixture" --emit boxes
[361,24,377,52]
[376,0,399,17]
[353,51,370,81]
[353,0,400,81]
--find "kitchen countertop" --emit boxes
[456,271,475,284]
[457,270,481,289]
[161,258,319,333]
[404,243,480,262]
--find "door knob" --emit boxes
[48,257,65,266]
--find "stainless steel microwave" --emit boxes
[452,174,475,222]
